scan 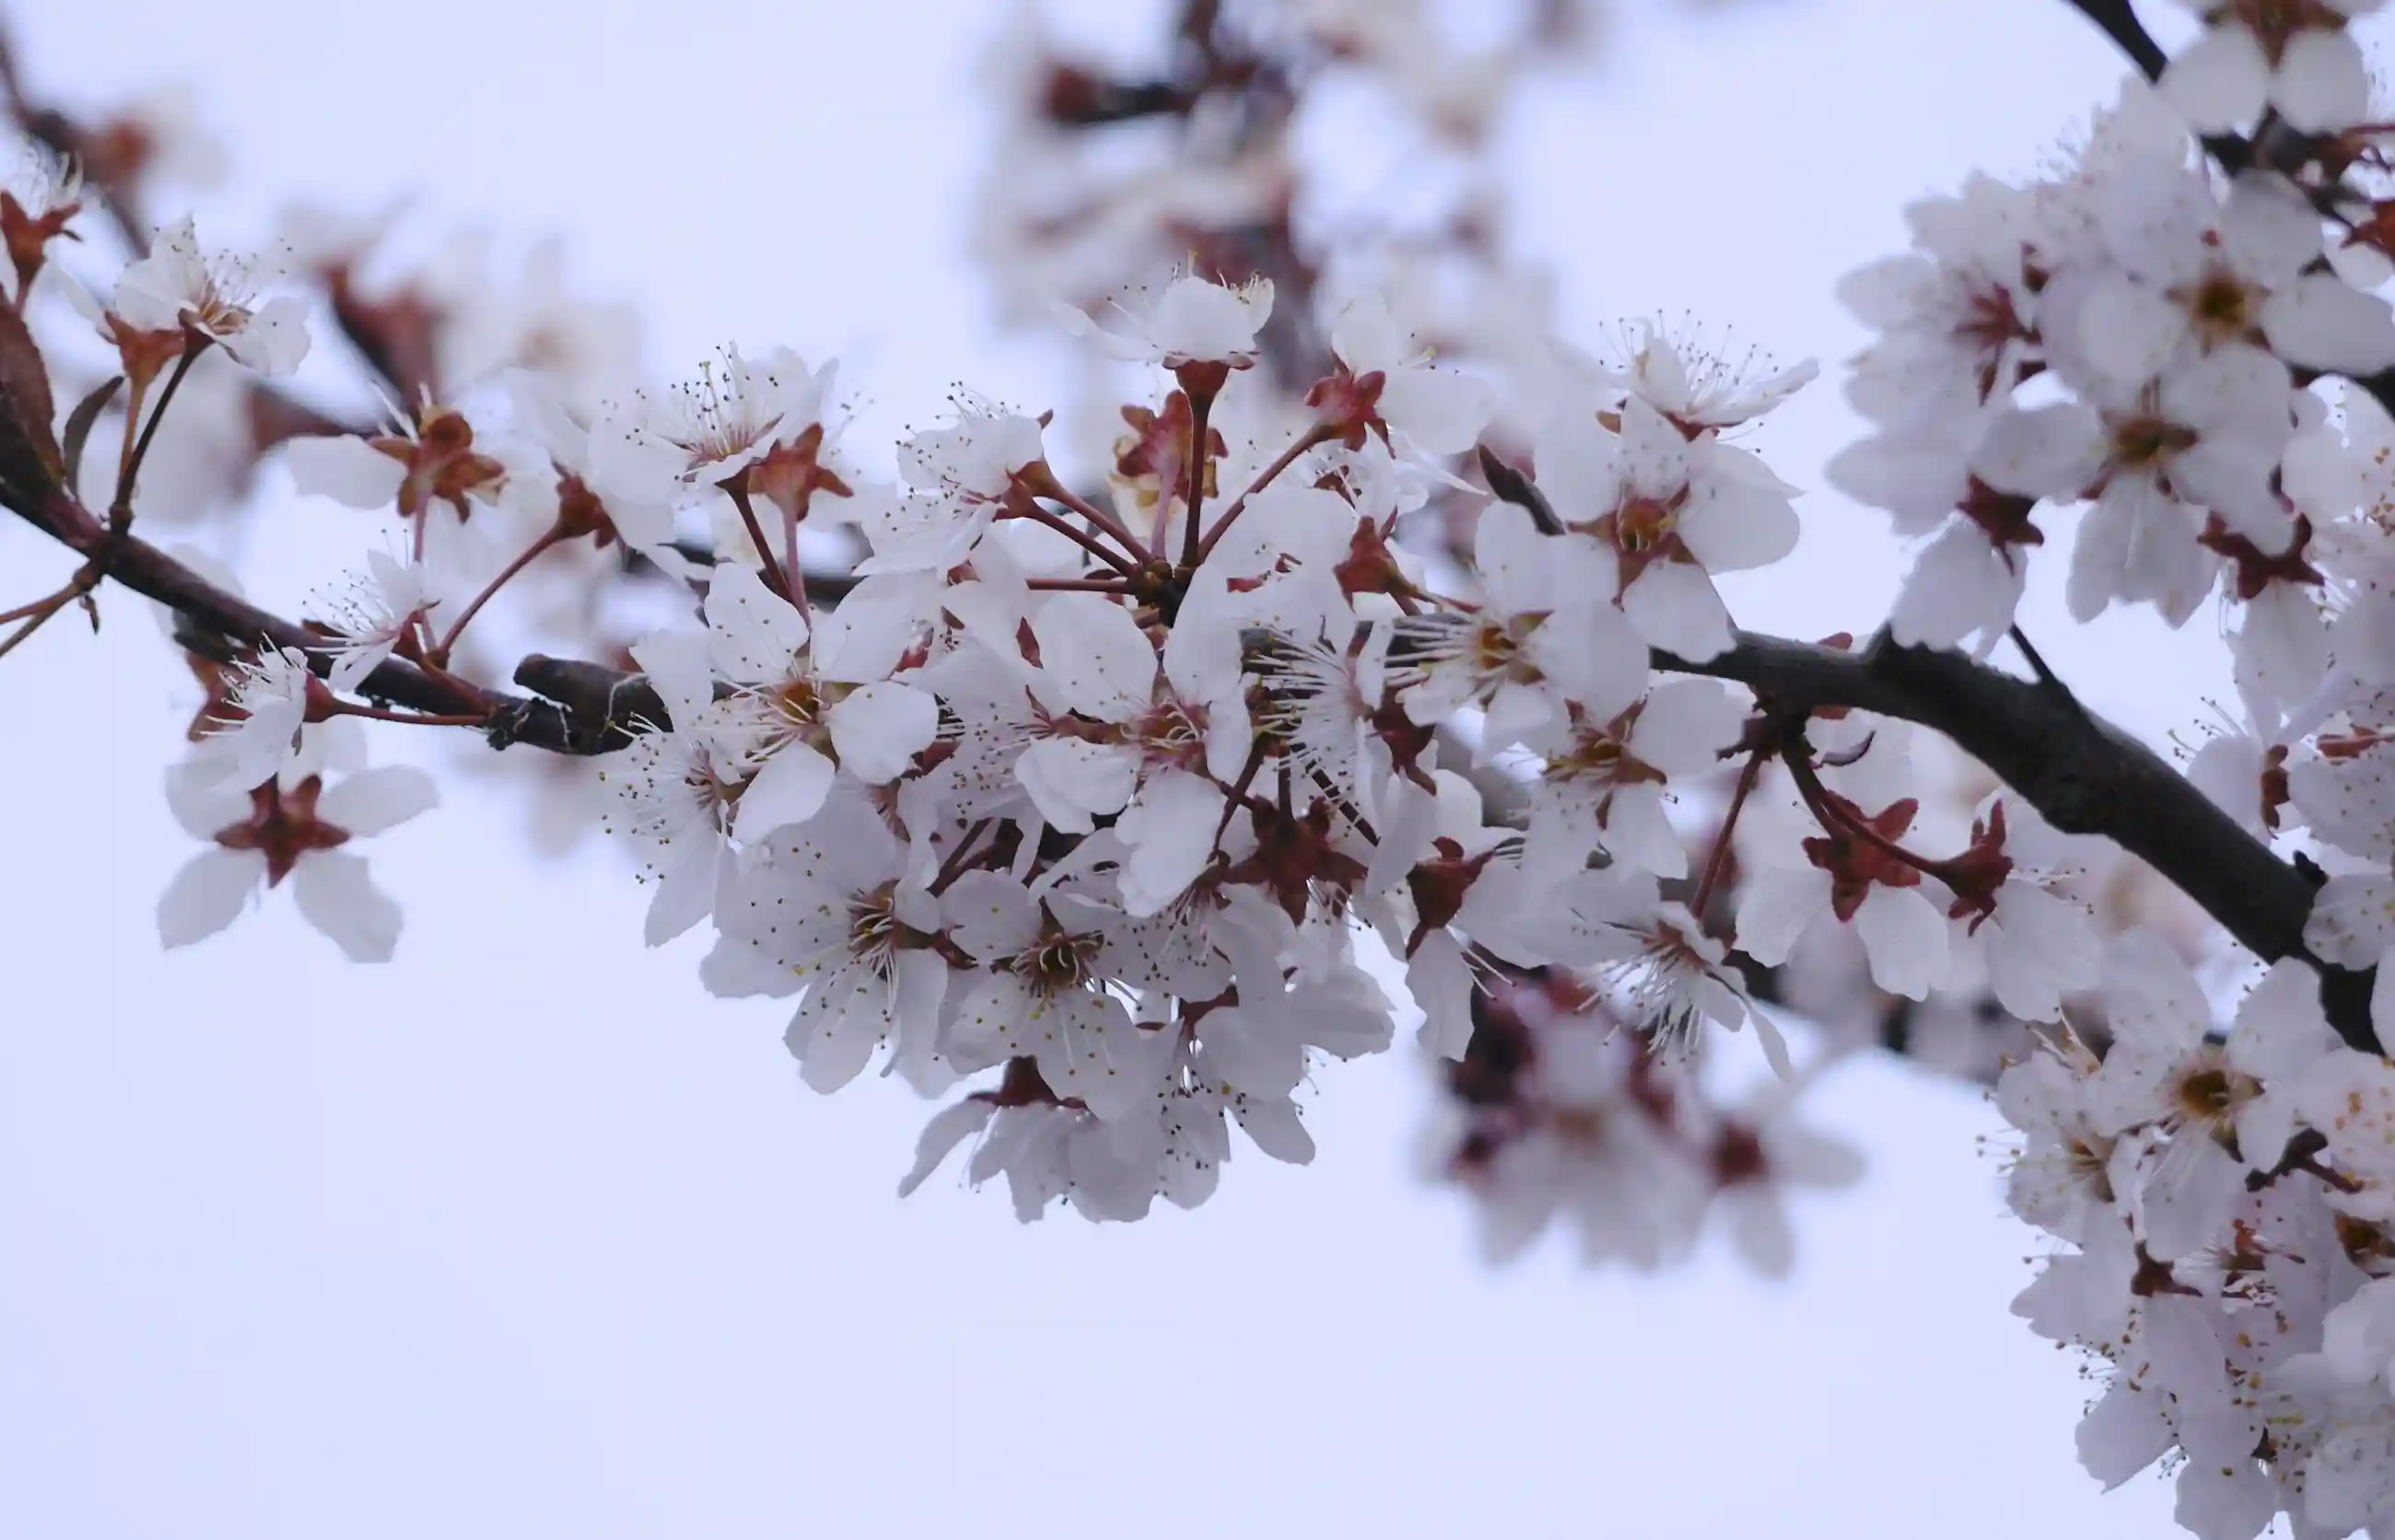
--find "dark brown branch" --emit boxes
[1663,630,2377,1048]
[2060,0,2169,80]
[2060,0,2261,173]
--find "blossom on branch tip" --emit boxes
[1057,271,1274,368]
[110,215,310,375]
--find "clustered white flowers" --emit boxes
[26,2,2395,1533]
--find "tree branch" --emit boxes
[2060,0,2169,79]
[1662,630,2376,1048]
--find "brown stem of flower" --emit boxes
[1026,576,1140,594]
[0,559,96,659]
[1778,731,1973,889]
[427,522,567,667]
[1178,385,1217,569]
[110,335,207,531]
[722,480,795,604]
[1005,501,1144,576]
[1034,478,1149,561]
[1195,422,1336,565]
[781,493,808,617]
[1690,747,1766,923]
[326,700,491,729]
[929,818,995,896]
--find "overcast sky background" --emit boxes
[0,2,2238,1536]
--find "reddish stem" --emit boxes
[1178,386,1217,568]
[1780,741,1958,882]
[429,523,566,665]
[1005,502,1143,576]
[1195,423,1336,565]
[1690,747,1767,921]
[723,480,796,603]
[929,818,995,896]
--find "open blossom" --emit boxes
[1837,173,2041,432]
[1533,391,1802,662]
[158,758,436,962]
[1520,677,1747,884]
[2162,0,2385,133]
[1395,502,1647,741]
[2083,939,2340,1259]
[704,803,950,1094]
[1736,790,1952,1000]
[314,550,426,693]
[940,870,1176,1123]
[1318,293,1495,455]
[1585,321,1817,431]
[1562,872,1788,1078]
[2073,163,2395,386]
[590,346,850,542]
[1058,271,1274,368]
[110,215,310,375]
[1977,346,2288,624]
[193,644,318,791]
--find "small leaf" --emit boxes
[61,375,123,495]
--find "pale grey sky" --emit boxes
[1,2,2212,1535]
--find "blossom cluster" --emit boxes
[583,276,1826,1222]
[1813,4,2395,1531]
[25,3,2395,1534]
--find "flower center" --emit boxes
[1470,614,1544,683]
[2173,1061,2261,1130]
[2184,268,2256,344]
[2110,414,2197,471]
[847,883,900,963]
[1025,930,1100,992]
[1615,496,1678,554]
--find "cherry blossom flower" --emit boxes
[2083,940,2341,1258]
[1996,1034,2118,1246]
[1837,172,2041,432]
[1735,791,1952,1000]
[1430,999,1713,1270]
[110,215,310,375]
[1583,320,1817,430]
[314,550,426,693]
[283,398,512,525]
[590,346,849,539]
[1317,292,1495,455]
[1533,392,1801,661]
[703,804,949,1093]
[2073,163,2395,385]
[1577,878,1786,1077]
[1976,348,2290,624]
[1940,798,2104,1023]
[1395,502,1647,740]
[158,758,436,962]
[1057,271,1275,368]
[1708,1096,1865,1278]
[0,136,82,300]
[1521,678,1747,883]
[940,870,1176,1122]
[192,644,318,791]
[2162,0,2385,134]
